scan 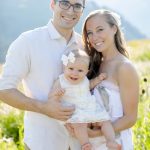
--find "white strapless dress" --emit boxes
[90,80,133,150]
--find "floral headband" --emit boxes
[61,52,76,66]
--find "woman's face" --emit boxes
[86,15,116,53]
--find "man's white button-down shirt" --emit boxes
[0,20,82,150]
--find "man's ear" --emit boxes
[50,0,55,10]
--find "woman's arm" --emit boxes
[87,62,139,137]
[112,62,139,133]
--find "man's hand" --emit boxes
[42,97,75,121]
[42,79,75,121]
[65,123,76,137]
[43,88,74,121]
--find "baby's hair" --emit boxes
[68,49,90,66]
[71,49,89,58]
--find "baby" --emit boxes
[49,49,121,150]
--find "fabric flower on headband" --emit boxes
[61,52,76,66]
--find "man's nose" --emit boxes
[67,5,74,13]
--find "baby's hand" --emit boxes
[53,88,65,97]
[49,88,65,101]
[90,73,107,89]
[98,73,107,81]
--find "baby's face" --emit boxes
[64,58,89,84]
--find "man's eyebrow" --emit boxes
[75,2,83,5]
[65,1,83,5]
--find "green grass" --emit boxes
[128,40,150,62]
[128,40,150,150]
[133,98,150,150]
[0,104,24,150]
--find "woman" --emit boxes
[66,9,139,150]
[82,9,139,150]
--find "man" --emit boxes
[0,0,85,149]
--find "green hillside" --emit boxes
[0,0,147,63]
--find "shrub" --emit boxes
[0,105,24,150]
[133,99,150,150]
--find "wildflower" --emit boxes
[143,78,147,82]
[142,89,145,94]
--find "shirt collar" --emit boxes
[47,20,62,40]
[68,30,78,46]
[47,20,78,45]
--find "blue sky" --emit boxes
[89,0,150,38]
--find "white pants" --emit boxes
[24,113,71,150]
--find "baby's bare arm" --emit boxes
[46,79,74,121]
[48,80,65,101]
[90,73,107,89]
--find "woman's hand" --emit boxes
[65,123,76,137]
[65,123,102,138]
[88,123,102,138]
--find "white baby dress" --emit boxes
[59,74,109,123]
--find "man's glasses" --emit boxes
[58,1,85,13]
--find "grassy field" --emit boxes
[128,40,150,150]
[0,40,150,150]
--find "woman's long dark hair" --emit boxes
[82,9,128,79]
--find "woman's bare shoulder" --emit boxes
[117,57,139,82]
[118,57,136,72]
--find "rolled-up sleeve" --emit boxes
[0,34,30,90]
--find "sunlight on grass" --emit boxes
[128,40,150,150]
[128,40,150,62]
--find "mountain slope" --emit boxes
[0,0,147,63]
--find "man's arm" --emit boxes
[0,89,43,113]
[0,34,74,121]
[0,88,74,121]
